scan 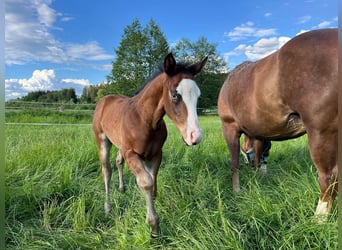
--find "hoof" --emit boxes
[119,186,125,193]
[151,232,159,238]
[315,214,328,224]
[151,228,161,239]
[259,163,267,173]
[104,202,112,215]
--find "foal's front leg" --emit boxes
[145,151,162,200]
[124,149,160,237]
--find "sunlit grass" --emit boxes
[5,116,337,249]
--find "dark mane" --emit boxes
[134,60,194,96]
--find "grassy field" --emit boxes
[5,115,338,249]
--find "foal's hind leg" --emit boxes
[307,129,338,222]
[116,150,125,193]
[98,134,113,214]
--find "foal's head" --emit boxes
[162,53,207,145]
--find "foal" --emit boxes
[93,53,207,236]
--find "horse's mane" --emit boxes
[134,60,194,96]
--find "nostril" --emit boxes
[190,131,195,140]
[190,130,202,144]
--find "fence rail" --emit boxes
[5,101,97,111]
[5,101,218,115]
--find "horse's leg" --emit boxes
[241,134,253,153]
[124,149,160,237]
[253,139,264,171]
[98,134,113,214]
[116,150,125,193]
[241,134,254,165]
[145,151,162,200]
[307,129,338,222]
[222,123,241,192]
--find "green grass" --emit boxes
[5,109,93,124]
[5,116,338,249]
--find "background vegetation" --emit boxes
[5,113,338,249]
[7,18,227,109]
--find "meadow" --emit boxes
[5,112,338,249]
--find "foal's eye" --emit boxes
[171,91,181,102]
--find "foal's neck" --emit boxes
[133,74,166,129]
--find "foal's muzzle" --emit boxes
[182,128,202,146]
[182,137,198,146]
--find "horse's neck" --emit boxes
[133,74,166,129]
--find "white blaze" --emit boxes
[176,79,202,145]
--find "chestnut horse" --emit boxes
[93,53,207,236]
[218,29,337,221]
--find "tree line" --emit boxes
[19,88,78,103]
[12,18,229,109]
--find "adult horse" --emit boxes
[218,29,337,220]
[93,53,207,237]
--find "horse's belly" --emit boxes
[243,112,306,140]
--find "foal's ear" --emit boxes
[164,53,176,76]
[189,56,208,76]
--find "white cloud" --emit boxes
[264,12,272,17]
[65,42,114,61]
[225,22,277,41]
[311,17,338,30]
[18,69,56,91]
[229,36,291,61]
[5,69,93,100]
[5,0,114,65]
[60,16,74,22]
[297,15,312,24]
[317,21,331,28]
[61,79,91,87]
[35,1,59,28]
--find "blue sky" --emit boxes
[5,0,338,100]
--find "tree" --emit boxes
[172,37,228,108]
[144,19,170,76]
[106,18,169,97]
[80,85,99,103]
[172,36,228,74]
[19,88,78,103]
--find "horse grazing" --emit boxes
[218,29,337,220]
[93,53,207,237]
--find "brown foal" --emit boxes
[93,53,207,236]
